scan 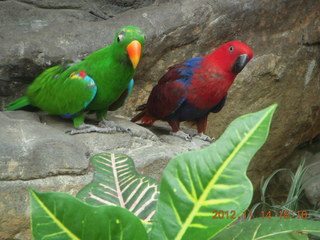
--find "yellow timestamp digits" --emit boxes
[212,210,309,219]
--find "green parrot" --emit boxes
[5,26,145,134]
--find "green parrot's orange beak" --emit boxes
[127,40,142,69]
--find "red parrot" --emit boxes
[131,41,253,142]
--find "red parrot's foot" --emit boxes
[194,133,215,143]
[170,130,192,141]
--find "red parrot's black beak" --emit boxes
[232,54,249,74]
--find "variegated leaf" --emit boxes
[150,104,277,240]
[77,153,159,222]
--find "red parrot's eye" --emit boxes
[229,46,234,52]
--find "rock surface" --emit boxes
[304,152,320,207]
[284,139,320,207]
[0,111,209,239]
[1,112,89,180]
[1,0,320,238]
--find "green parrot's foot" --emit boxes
[170,130,192,141]
[66,123,129,135]
[193,133,215,143]
[66,124,110,135]
[98,120,131,134]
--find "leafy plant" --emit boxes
[76,153,159,222]
[29,104,320,239]
[149,104,277,239]
[249,157,320,220]
[213,217,320,240]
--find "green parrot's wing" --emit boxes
[108,79,134,111]
[27,66,97,117]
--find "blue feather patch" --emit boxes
[172,101,210,121]
[83,75,97,108]
[177,57,203,86]
[60,113,75,119]
[126,79,134,100]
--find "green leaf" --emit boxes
[77,153,159,221]
[213,217,320,240]
[150,104,277,240]
[29,188,148,240]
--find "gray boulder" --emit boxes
[1,112,89,180]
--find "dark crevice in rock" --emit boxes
[297,134,320,151]
[88,10,111,20]
[302,41,320,47]
[1,168,91,182]
[16,0,83,10]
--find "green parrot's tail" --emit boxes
[5,96,30,110]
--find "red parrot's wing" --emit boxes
[158,63,184,84]
[146,57,204,119]
[147,79,187,119]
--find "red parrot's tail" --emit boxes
[131,105,157,125]
[131,111,146,122]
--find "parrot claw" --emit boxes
[66,124,101,135]
[170,130,192,141]
[66,122,130,135]
[194,133,215,143]
[98,120,131,133]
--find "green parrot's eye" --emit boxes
[117,30,125,43]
